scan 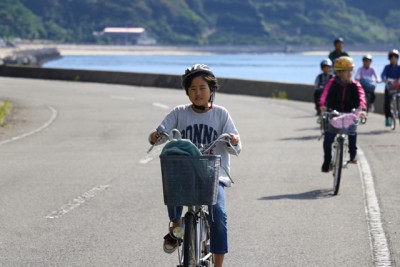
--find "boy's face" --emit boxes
[322,66,331,74]
[338,69,353,83]
[335,42,343,51]
[363,59,371,68]
[188,76,211,108]
[390,56,398,65]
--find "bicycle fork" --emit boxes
[195,208,212,265]
[332,135,348,169]
[182,207,212,267]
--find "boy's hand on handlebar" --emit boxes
[149,130,159,145]
[359,111,367,118]
[320,106,327,113]
[229,134,239,146]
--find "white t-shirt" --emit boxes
[157,104,241,187]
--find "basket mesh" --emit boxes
[160,155,221,206]
[328,121,357,134]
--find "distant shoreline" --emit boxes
[1,43,394,57]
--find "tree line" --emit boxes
[0,0,399,45]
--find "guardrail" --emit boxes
[0,65,385,115]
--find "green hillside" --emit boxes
[0,0,399,45]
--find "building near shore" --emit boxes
[94,27,156,45]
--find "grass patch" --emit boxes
[272,90,288,99]
[0,101,13,125]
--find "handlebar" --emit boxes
[147,128,237,155]
[199,133,236,155]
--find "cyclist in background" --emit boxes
[328,37,349,64]
[148,64,241,267]
[314,59,333,115]
[355,54,381,112]
[319,56,366,172]
[381,49,400,126]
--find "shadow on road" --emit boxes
[358,129,390,136]
[295,127,320,131]
[279,135,320,141]
[291,115,316,119]
[258,189,333,201]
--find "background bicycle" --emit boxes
[386,78,400,130]
[319,109,366,195]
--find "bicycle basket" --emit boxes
[388,79,400,94]
[328,113,358,134]
[160,155,221,206]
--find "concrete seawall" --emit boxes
[1,48,61,66]
[0,65,385,115]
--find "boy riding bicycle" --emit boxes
[319,56,366,172]
[381,49,400,126]
[314,58,333,116]
[354,54,381,112]
[328,37,349,64]
[148,64,241,267]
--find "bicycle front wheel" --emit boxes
[332,139,343,195]
[183,213,196,267]
[390,97,397,130]
[397,95,400,127]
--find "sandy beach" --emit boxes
[1,43,390,58]
[7,44,214,56]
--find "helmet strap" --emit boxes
[192,104,211,111]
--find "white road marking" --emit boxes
[358,148,393,266]
[110,95,136,101]
[140,145,163,164]
[0,105,58,147]
[153,102,169,109]
[140,156,154,164]
[45,185,110,219]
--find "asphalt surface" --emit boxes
[0,77,398,267]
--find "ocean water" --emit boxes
[43,53,388,91]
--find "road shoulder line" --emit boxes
[358,147,393,266]
[0,105,57,146]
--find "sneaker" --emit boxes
[163,233,181,254]
[370,104,375,113]
[385,118,391,127]
[321,159,330,173]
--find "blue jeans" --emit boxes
[167,183,228,254]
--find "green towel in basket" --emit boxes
[160,139,202,156]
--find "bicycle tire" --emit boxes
[366,92,371,114]
[332,138,343,195]
[390,97,397,130]
[183,213,196,267]
[397,96,400,127]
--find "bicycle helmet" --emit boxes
[334,56,355,72]
[320,58,332,68]
[181,64,218,110]
[388,49,399,60]
[362,54,372,61]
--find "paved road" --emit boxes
[0,77,398,266]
